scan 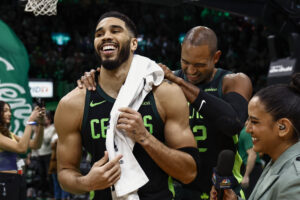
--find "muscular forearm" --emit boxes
[139,133,197,184]
[58,169,90,194]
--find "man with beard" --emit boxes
[78,26,252,199]
[54,11,199,200]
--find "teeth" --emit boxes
[252,137,258,141]
[102,45,116,51]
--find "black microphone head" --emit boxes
[216,149,235,176]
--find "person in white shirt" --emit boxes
[31,111,56,198]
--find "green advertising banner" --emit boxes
[0,19,32,136]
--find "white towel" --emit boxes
[106,54,164,199]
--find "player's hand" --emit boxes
[210,186,238,200]
[117,107,150,144]
[85,151,122,190]
[158,63,177,83]
[77,67,100,91]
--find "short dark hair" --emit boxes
[183,26,218,56]
[97,11,138,37]
[254,73,300,139]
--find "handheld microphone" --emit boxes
[212,150,238,200]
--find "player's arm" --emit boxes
[54,89,87,193]
[117,81,198,184]
[161,63,252,136]
[157,81,199,184]
[192,74,251,136]
[55,88,122,194]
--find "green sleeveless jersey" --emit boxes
[175,68,243,196]
[81,85,172,200]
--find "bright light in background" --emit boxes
[29,80,53,98]
[178,33,186,44]
[51,32,71,45]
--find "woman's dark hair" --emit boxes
[0,100,11,138]
[254,73,300,139]
[97,11,138,38]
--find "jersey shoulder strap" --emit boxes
[214,68,232,98]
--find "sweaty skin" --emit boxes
[56,16,197,195]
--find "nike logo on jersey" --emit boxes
[90,100,106,107]
[197,100,206,112]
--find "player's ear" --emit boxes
[213,50,221,64]
[131,37,138,51]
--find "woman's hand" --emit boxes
[210,186,238,200]
[28,106,40,122]
[28,106,46,125]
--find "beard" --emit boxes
[100,39,131,70]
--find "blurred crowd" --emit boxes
[24,110,91,200]
[0,1,296,200]
[0,0,274,97]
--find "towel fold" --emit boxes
[106,54,164,199]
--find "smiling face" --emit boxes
[181,43,220,84]
[94,17,137,70]
[246,96,282,158]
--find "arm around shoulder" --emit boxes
[191,72,252,136]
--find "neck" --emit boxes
[98,55,134,98]
[269,141,296,162]
[203,68,217,84]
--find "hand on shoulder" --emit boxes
[153,80,189,122]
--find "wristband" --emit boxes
[27,121,38,125]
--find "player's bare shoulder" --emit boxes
[58,87,86,109]
[153,80,188,122]
[224,72,251,82]
[154,80,185,100]
[223,72,253,100]
[55,87,86,127]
